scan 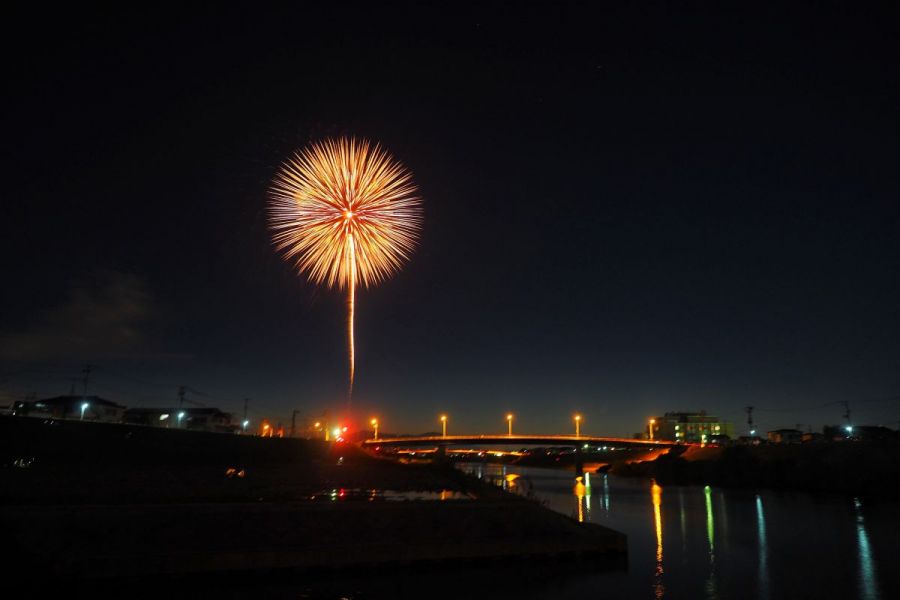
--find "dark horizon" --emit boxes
[3,3,898,436]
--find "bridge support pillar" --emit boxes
[574,446,584,476]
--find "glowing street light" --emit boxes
[506,413,514,436]
[371,418,379,441]
[242,419,249,433]
[177,411,186,428]
[574,414,582,437]
[649,418,656,441]
[80,402,89,420]
[440,414,447,438]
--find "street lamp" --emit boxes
[177,411,186,428]
[242,419,249,433]
[649,418,656,441]
[506,413,513,436]
[440,414,447,438]
[371,418,379,441]
[80,402,89,420]
[574,414,582,437]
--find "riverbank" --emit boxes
[611,441,900,496]
[2,416,626,582]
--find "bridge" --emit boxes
[360,434,676,475]
[360,434,676,448]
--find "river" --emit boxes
[456,462,897,599]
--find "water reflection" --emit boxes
[756,495,769,600]
[584,472,592,513]
[704,485,718,599]
[573,476,587,522]
[602,472,610,513]
[451,463,891,600]
[854,497,880,600]
[652,481,664,599]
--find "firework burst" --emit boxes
[269,137,422,401]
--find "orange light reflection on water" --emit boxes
[652,481,665,599]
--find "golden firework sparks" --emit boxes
[269,137,422,400]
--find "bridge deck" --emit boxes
[361,434,674,447]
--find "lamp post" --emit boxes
[574,414,582,437]
[506,413,513,436]
[80,402,89,421]
[649,418,656,441]
[242,419,249,433]
[440,414,447,438]
[371,418,379,441]
[177,411,186,428]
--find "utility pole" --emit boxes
[290,409,301,438]
[81,365,93,398]
[243,398,249,423]
[178,386,186,409]
[745,406,755,436]
[841,401,851,426]
[80,365,93,421]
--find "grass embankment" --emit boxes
[2,416,626,581]
[612,442,900,495]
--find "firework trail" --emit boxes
[269,137,422,402]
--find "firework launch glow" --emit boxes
[269,137,422,401]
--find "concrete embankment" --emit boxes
[1,416,626,580]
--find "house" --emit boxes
[123,406,238,433]
[11,395,125,422]
[767,429,803,444]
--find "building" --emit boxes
[767,428,803,444]
[122,407,238,433]
[847,425,899,442]
[648,411,735,443]
[11,395,126,422]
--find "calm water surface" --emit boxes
[457,463,898,600]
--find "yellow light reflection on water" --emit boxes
[574,476,586,522]
[652,481,664,599]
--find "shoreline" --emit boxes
[2,415,627,580]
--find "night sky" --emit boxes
[3,3,898,436]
